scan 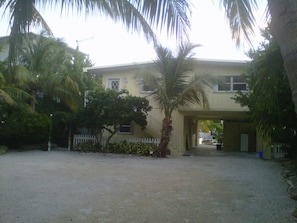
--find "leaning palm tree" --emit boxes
[0,0,192,62]
[220,0,297,114]
[144,43,214,157]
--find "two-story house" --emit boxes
[84,59,257,155]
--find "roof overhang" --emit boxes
[84,59,248,75]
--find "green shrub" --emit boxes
[74,140,102,152]
[0,145,8,155]
[1,111,51,146]
[74,140,157,156]
[106,141,156,156]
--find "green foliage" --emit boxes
[74,140,156,156]
[199,120,223,141]
[149,43,214,115]
[76,87,152,148]
[18,33,87,112]
[2,0,191,64]
[140,43,215,157]
[74,141,102,152]
[0,145,8,155]
[107,141,156,156]
[1,110,51,146]
[0,33,95,148]
[0,53,33,108]
[233,27,297,143]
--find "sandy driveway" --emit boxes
[0,148,296,223]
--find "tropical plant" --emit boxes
[0,65,30,107]
[76,87,151,149]
[0,0,192,61]
[219,0,297,116]
[233,27,297,144]
[142,43,214,157]
[1,109,51,147]
[0,49,32,108]
[19,33,82,112]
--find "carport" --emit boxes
[181,109,257,153]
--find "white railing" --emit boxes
[73,134,160,147]
[272,143,290,159]
[73,134,98,146]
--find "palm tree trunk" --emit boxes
[31,89,36,111]
[268,0,297,113]
[157,116,172,158]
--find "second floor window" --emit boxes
[216,76,247,92]
[107,78,120,91]
[141,80,155,92]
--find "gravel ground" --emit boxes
[0,146,296,223]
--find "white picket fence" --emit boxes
[272,143,290,159]
[73,134,160,147]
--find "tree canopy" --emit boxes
[76,87,152,149]
[233,27,297,143]
[0,33,95,148]
[141,43,214,157]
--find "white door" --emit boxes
[240,134,248,152]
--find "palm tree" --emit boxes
[143,43,213,157]
[0,0,192,61]
[0,59,32,108]
[220,0,297,114]
[19,33,81,111]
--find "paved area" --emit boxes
[0,146,296,223]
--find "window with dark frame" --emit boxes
[107,78,120,91]
[141,79,156,93]
[118,123,133,134]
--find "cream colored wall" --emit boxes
[102,69,157,138]
[186,63,248,112]
[256,134,272,159]
[223,122,240,151]
[102,70,185,155]
[169,111,185,155]
[223,121,256,152]
[95,61,248,155]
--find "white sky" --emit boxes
[0,0,267,66]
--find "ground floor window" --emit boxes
[118,123,133,134]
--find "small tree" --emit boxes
[76,87,151,149]
[233,27,297,144]
[141,43,214,157]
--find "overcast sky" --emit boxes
[0,0,267,66]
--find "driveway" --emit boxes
[0,147,296,223]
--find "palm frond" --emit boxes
[3,0,191,62]
[0,89,16,105]
[149,43,212,115]
[42,73,81,111]
[174,72,215,110]
[0,86,34,106]
[138,0,192,41]
[220,0,258,47]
